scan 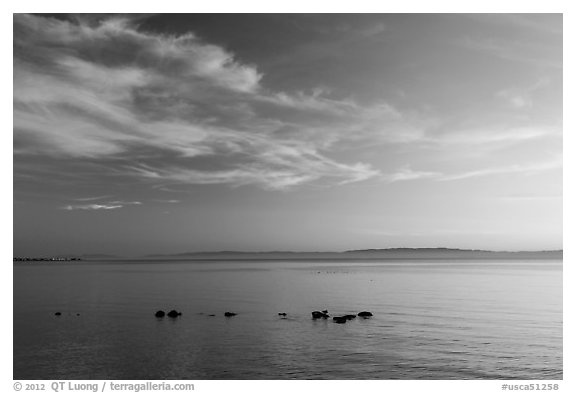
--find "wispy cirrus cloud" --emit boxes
[13,14,562,194]
[465,14,562,36]
[432,125,560,146]
[62,204,122,211]
[108,201,142,206]
[382,166,440,182]
[62,200,142,211]
[73,195,112,202]
[384,157,562,183]
[436,157,562,181]
[129,142,379,190]
[496,78,550,109]
[14,14,380,190]
[153,199,181,204]
[460,36,562,69]
[257,88,359,114]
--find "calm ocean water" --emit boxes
[13,259,562,380]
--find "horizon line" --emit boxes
[13,247,564,259]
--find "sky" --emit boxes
[13,13,563,256]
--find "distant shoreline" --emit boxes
[14,248,563,261]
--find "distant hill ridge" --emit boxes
[345,247,562,253]
[143,248,562,260]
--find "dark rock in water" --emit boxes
[333,316,347,324]
[167,310,182,318]
[76,313,80,316]
[312,311,329,319]
[208,314,216,317]
[322,310,329,314]
[155,310,166,318]
[278,312,287,316]
[54,312,62,316]
[343,314,356,320]
[224,312,237,317]
[358,311,373,317]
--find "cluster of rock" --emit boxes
[56,308,372,323]
[155,310,182,318]
[150,309,373,323]
[54,312,80,316]
[312,310,373,324]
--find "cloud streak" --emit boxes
[13,14,381,190]
[62,200,142,211]
[62,204,122,211]
[460,36,562,69]
[384,157,562,183]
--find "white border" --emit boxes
[5,2,572,392]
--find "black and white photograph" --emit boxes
[11,8,565,386]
